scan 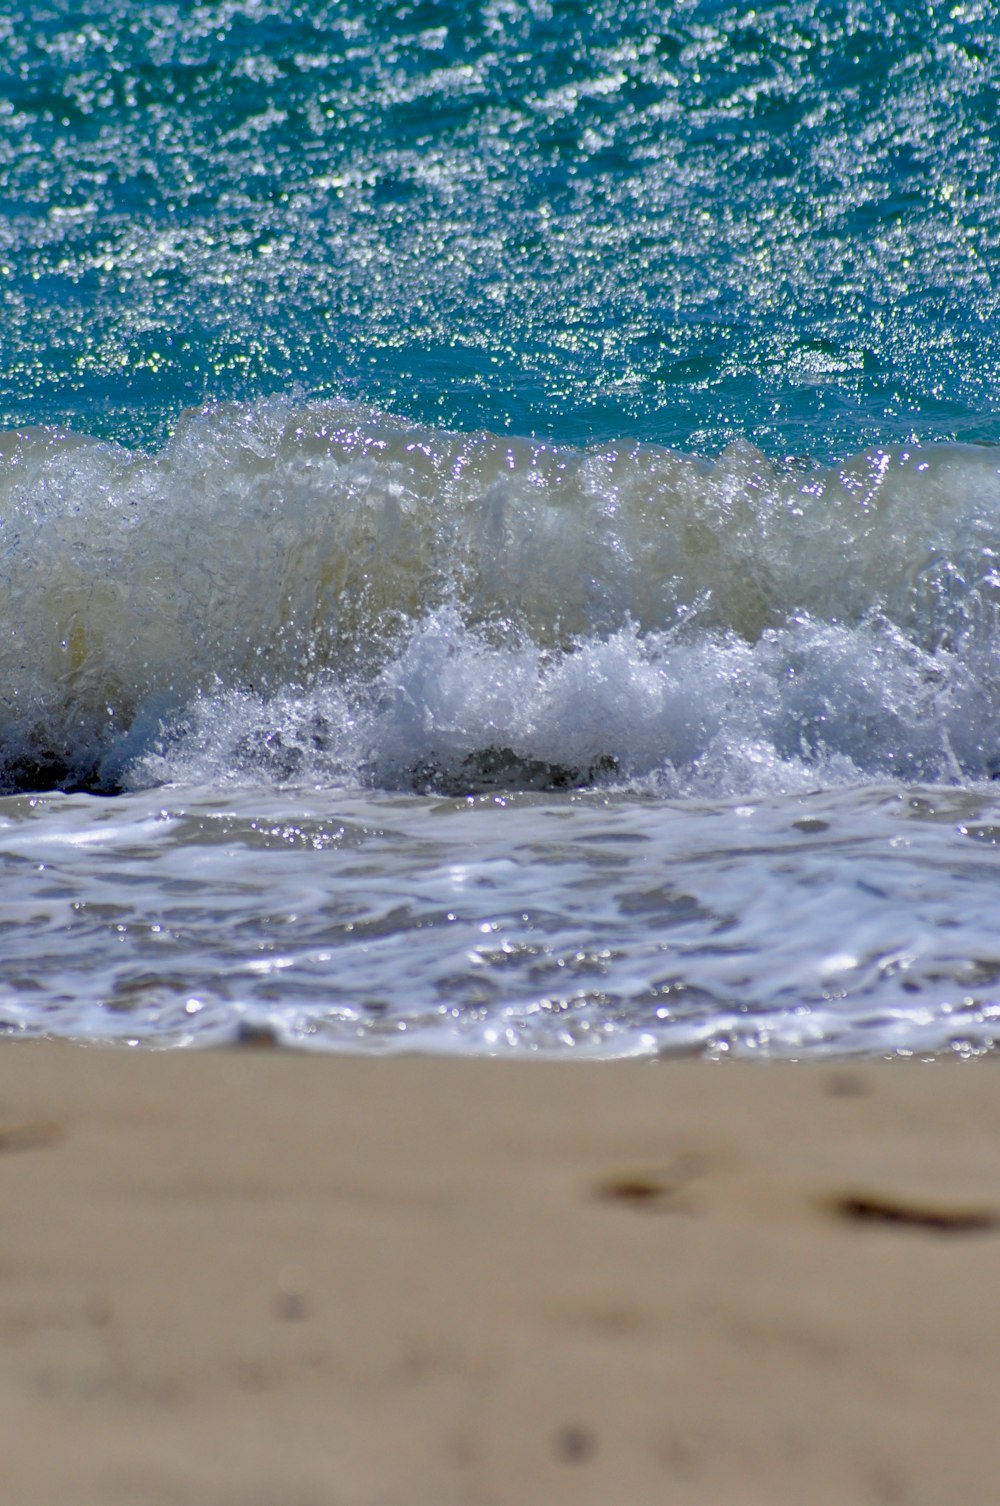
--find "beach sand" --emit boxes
[1,1044,998,1505]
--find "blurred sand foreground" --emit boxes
[1,1045,999,1506]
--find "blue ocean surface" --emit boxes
[2,0,1000,1055]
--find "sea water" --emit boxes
[2,0,999,1055]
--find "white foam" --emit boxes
[3,397,1000,793]
[130,604,995,796]
[2,780,999,1057]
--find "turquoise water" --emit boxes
[3,0,999,455]
[3,1,1000,1056]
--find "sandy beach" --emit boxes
[1,1044,999,1505]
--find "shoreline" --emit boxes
[2,1042,999,1505]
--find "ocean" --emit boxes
[2,0,999,1055]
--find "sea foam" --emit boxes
[2,397,999,794]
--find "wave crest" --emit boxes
[2,397,999,792]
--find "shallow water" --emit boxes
[2,780,999,1057]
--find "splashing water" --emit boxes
[3,399,1000,797]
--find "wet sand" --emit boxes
[1,1043,999,1505]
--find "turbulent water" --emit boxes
[2,1,1000,1055]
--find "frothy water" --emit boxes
[3,399,1000,796]
[2,780,999,1058]
[2,400,1000,1058]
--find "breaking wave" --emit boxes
[2,396,1000,795]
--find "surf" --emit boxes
[2,396,999,795]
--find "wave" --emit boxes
[2,396,999,794]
